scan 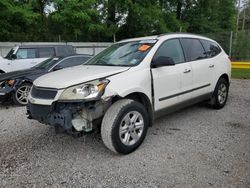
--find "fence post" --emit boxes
[229,31,233,57]
[93,45,96,56]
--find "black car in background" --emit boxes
[0,54,92,105]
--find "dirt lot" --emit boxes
[0,79,249,187]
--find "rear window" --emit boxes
[38,47,55,58]
[201,40,221,58]
[180,38,206,61]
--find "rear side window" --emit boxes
[58,56,91,68]
[153,39,185,64]
[38,47,55,58]
[180,38,206,61]
[16,48,36,59]
[201,40,221,58]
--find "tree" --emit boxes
[0,0,41,41]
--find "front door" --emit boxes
[11,48,38,71]
[151,39,192,111]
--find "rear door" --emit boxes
[180,38,213,98]
[151,39,192,111]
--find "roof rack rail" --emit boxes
[157,32,206,38]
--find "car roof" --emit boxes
[119,32,216,43]
[56,54,92,58]
[18,45,73,48]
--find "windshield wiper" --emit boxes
[92,63,117,66]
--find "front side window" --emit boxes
[38,47,55,58]
[16,48,36,59]
[153,39,185,64]
[201,40,221,58]
[85,40,156,67]
[180,38,206,61]
[58,57,74,68]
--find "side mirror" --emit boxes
[152,56,175,68]
[52,65,63,71]
[9,54,17,60]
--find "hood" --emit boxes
[34,65,130,89]
[0,68,45,82]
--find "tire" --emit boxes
[101,99,149,154]
[13,83,32,106]
[54,125,66,134]
[210,78,229,109]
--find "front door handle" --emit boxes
[183,69,191,73]
[209,64,214,68]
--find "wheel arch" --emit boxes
[112,92,154,126]
[0,70,5,74]
[15,79,33,88]
[219,73,230,86]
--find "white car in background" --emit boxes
[27,33,231,154]
[0,45,75,73]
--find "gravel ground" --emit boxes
[0,79,249,187]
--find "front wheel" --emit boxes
[13,83,32,106]
[209,78,229,109]
[101,99,149,154]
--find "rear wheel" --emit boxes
[210,78,229,109]
[13,83,32,106]
[101,99,149,154]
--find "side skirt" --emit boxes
[153,93,213,120]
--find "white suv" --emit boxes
[27,33,231,154]
[0,45,75,73]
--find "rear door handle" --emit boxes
[209,64,214,68]
[183,69,191,73]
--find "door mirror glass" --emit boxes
[52,65,63,71]
[152,56,175,68]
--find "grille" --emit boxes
[31,86,57,100]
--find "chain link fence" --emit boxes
[202,30,250,61]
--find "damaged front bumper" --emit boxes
[27,99,112,133]
[0,84,14,103]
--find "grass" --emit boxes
[231,68,250,79]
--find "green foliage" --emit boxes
[0,0,238,42]
[233,30,250,60]
[232,68,250,79]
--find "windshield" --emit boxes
[85,40,157,67]
[33,58,60,70]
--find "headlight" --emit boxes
[6,80,15,86]
[59,79,109,100]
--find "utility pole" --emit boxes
[236,0,241,31]
[242,4,246,30]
